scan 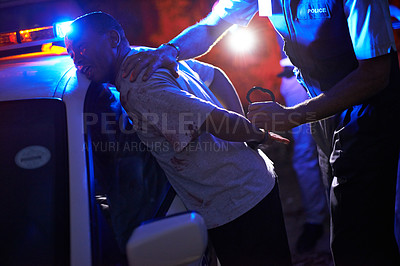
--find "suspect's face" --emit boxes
[65,28,115,83]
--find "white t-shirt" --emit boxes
[212,0,396,59]
[116,48,276,228]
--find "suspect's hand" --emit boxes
[266,131,290,145]
[247,130,290,149]
[247,101,300,132]
[122,45,179,82]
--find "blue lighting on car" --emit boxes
[54,21,73,39]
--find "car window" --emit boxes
[0,98,70,265]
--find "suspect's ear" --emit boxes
[108,30,121,48]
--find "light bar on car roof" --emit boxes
[0,20,73,52]
[0,32,18,47]
[20,26,54,43]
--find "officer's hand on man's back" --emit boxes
[122,46,179,82]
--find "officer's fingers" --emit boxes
[248,102,266,111]
[171,69,179,79]
[247,108,268,121]
[248,101,275,113]
[129,60,149,82]
[122,61,134,78]
[122,54,142,78]
[166,61,179,79]
[141,58,164,81]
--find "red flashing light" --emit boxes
[0,32,18,47]
[19,26,54,43]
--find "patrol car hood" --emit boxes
[0,54,74,101]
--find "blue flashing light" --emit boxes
[54,21,73,39]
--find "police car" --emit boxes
[0,20,211,266]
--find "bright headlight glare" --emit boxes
[228,26,256,53]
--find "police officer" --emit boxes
[121,1,400,265]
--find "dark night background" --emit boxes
[1,0,400,265]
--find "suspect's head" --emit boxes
[65,12,130,83]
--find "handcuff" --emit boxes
[246,86,276,149]
[246,86,276,103]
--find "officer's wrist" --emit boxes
[159,43,180,60]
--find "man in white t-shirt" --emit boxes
[121,1,400,265]
[65,12,292,265]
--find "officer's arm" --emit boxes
[169,12,233,60]
[122,12,233,81]
[247,54,392,131]
[293,53,391,123]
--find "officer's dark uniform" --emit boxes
[215,0,400,265]
[269,1,400,265]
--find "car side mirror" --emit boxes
[126,212,208,266]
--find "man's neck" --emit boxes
[112,46,131,84]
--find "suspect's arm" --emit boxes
[201,107,289,145]
[207,66,245,115]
